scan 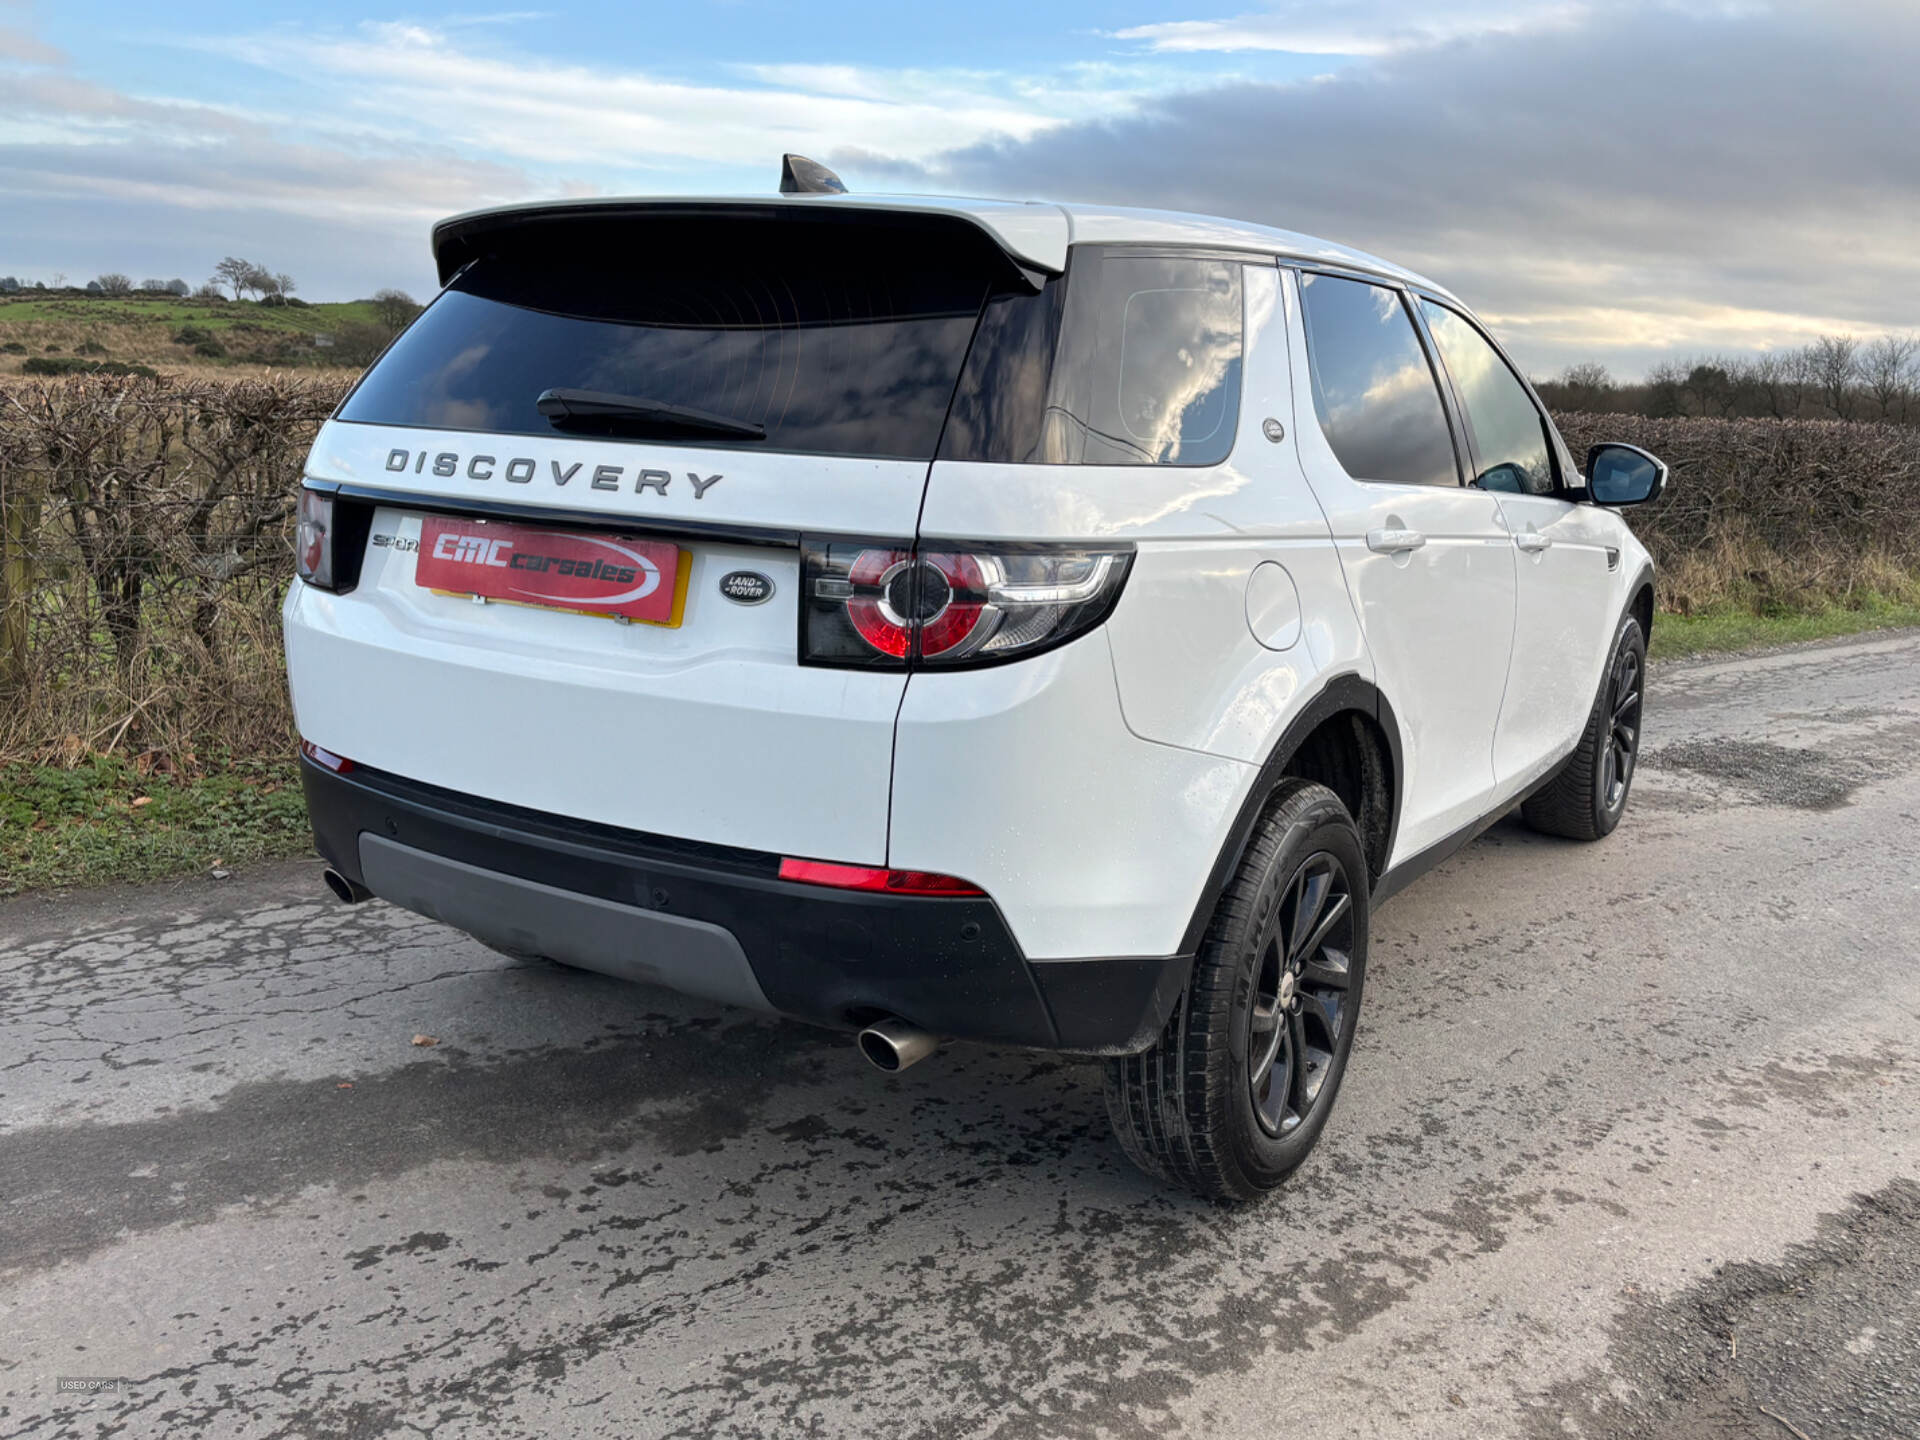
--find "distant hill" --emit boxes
[0,291,393,375]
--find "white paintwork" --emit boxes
[1490,491,1640,789]
[1277,267,1520,862]
[283,508,902,863]
[285,200,1656,980]
[889,631,1253,959]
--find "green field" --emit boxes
[0,291,391,372]
[0,292,383,334]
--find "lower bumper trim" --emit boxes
[302,755,1187,1054]
[358,834,772,1013]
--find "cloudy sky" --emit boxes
[2,0,1915,377]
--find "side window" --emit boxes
[1042,254,1244,466]
[1297,272,1459,488]
[1418,300,1555,495]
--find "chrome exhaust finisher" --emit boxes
[322,868,371,904]
[857,1018,940,1073]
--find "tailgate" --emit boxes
[285,501,905,864]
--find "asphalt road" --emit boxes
[3,631,1919,1440]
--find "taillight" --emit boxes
[295,488,334,589]
[801,540,1131,669]
[299,738,354,774]
[779,858,984,896]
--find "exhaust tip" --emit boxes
[322,868,368,904]
[857,1018,939,1073]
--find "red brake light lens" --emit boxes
[299,739,354,774]
[844,547,914,658]
[778,858,984,896]
[295,488,334,589]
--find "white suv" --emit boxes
[285,176,1666,1200]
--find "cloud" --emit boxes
[906,0,1920,373]
[0,30,529,297]
[199,23,1165,179]
[0,16,1171,296]
[2,0,1914,370]
[1114,0,1590,55]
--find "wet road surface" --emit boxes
[3,631,1919,1438]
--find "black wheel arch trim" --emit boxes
[1174,672,1402,958]
[1627,562,1656,637]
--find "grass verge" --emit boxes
[1649,596,1920,660]
[1,757,311,897]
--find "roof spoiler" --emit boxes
[429,196,1067,288]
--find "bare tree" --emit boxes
[1861,334,1918,421]
[139,278,168,292]
[370,288,421,331]
[165,278,190,297]
[95,273,133,295]
[1553,361,1614,412]
[274,273,297,299]
[212,257,254,300]
[1808,335,1860,419]
[1747,352,1801,418]
[193,282,224,300]
[1644,360,1687,417]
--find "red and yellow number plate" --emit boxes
[415,518,687,626]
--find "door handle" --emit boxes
[1366,527,1427,555]
[1515,530,1552,553]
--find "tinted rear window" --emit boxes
[339,218,996,461]
[1298,272,1458,489]
[941,253,1245,466]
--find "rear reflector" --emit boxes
[300,739,354,774]
[778,858,984,896]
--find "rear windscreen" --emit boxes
[339,216,1000,461]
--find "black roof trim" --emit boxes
[430,199,1040,288]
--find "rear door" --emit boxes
[1284,269,1518,863]
[286,212,1009,864]
[1414,298,1623,789]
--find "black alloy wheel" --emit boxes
[1522,611,1648,841]
[1105,778,1371,1200]
[1247,852,1356,1138]
[1602,642,1642,813]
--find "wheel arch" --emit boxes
[1627,564,1655,642]
[1175,673,1401,957]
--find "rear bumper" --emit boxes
[302,758,1189,1054]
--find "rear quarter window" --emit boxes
[941,252,1245,467]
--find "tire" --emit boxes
[1521,612,1646,842]
[1104,779,1370,1202]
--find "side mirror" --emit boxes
[1584,443,1668,507]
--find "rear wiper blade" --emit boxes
[535,388,766,440]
